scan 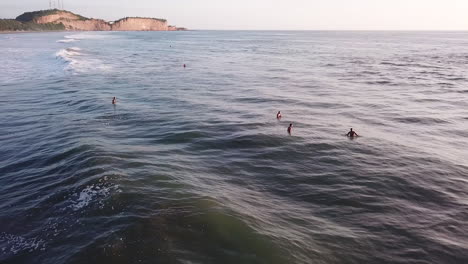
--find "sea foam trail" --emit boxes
[55,47,111,73]
[65,33,115,40]
[55,47,82,65]
[57,39,79,43]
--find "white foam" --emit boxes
[0,233,45,255]
[55,47,111,73]
[70,184,118,211]
[65,33,115,40]
[56,47,81,55]
[55,47,81,65]
[57,38,79,43]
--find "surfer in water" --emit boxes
[287,123,293,134]
[346,128,359,137]
[112,97,116,104]
[277,111,282,119]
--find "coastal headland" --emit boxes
[0,9,186,32]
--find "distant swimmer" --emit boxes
[112,97,116,104]
[183,64,186,68]
[287,123,293,134]
[277,111,282,119]
[346,128,359,137]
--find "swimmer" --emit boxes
[112,97,116,104]
[287,123,293,134]
[346,128,359,137]
[277,111,282,119]
[183,64,186,68]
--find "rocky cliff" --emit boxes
[111,17,168,31]
[60,18,111,31]
[4,9,186,32]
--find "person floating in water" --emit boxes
[287,123,293,134]
[112,97,116,104]
[277,111,282,119]
[183,64,186,68]
[346,128,359,137]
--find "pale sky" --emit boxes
[1,0,467,30]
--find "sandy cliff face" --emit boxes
[34,11,110,31]
[111,18,168,31]
[12,10,185,31]
[59,19,111,31]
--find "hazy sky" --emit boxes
[1,0,467,30]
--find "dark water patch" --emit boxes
[95,112,137,122]
[355,116,390,127]
[55,196,290,264]
[152,130,208,144]
[444,77,466,81]
[437,82,455,87]
[360,70,381,75]
[193,134,289,152]
[412,98,443,103]
[406,76,429,81]
[296,100,350,110]
[445,129,468,138]
[417,70,446,76]
[230,96,271,104]
[365,80,397,85]
[381,59,444,69]
[392,116,450,125]
[380,61,408,67]
[349,59,367,65]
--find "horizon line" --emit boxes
[190,29,468,32]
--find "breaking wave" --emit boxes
[57,38,79,43]
[55,47,111,73]
[55,47,82,65]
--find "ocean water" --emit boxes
[1,31,468,264]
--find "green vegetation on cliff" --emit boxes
[0,19,65,31]
[16,9,88,22]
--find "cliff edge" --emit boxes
[0,9,186,32]
[111,17,168,31]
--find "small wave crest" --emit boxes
[57,47,82,55]
[55,47,82,65]
[57,38,79,43]
[65,33,114,40]
[69,182,120,211]
[55,47,111,73]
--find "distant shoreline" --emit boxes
[1,30,191,34]
[0,30,65,34]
